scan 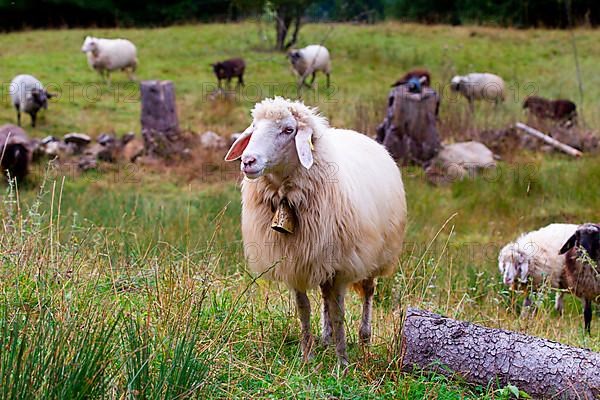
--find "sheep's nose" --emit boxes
[242,156,256,168]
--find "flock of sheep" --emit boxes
[4,32,597,366]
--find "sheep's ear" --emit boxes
[46,92,55,99]
[559,234,577,255]
[224,127,252,161]
[295,124,314,169]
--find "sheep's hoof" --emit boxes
[321,334,332,347]
[300,335,314,362]
[359,326,371,345]
[337,355,349,369]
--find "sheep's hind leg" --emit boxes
[294,290,313,361]
[320,283,333,346]
[358,278,375,344]
[309,72,316,88]
[323,279,348,365]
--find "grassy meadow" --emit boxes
[0,22,599,398]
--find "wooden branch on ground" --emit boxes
[516,122,583,157]
[401,308,600,399]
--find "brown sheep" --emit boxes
[211,58,245,89]
[523,96,577,121]
[559,223,600,334]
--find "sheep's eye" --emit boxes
[282,127,295,135]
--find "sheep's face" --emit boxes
[225,113,315,180]
[288,51,302,66]
[212,63,225,78]
[30,88,50,110]
[499,248,529,286]
[561,223,600,261]
[237,116,299,179]
[450,76,464,91]
[81,36,97,53]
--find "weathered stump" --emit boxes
[140,80,182,158]
[0,124,32,181]
[376,84,441,165]
[401,308,600,399]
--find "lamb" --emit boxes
[498,223,577,314]
[224,97,407,364]
[10,74,54,127]
[391,69,431,87]
[81,36,138,83]
[559,223,600,334]
[523,96,577,122]
[211,58,245,89]
[288,45,332,88]
[450,73,505,109]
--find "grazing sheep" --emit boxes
[0,124,32,181]
[523,96,577,122]
[498,223,577,314]
[559,223,600,334]
[391,69,431,87]
[288,45,331,88]
[450,73,505,109]
[81,36,138,83]
[211,58,245,89]
[10,74,54,127]
[224,97,407,364]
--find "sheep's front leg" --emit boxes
[555,292,564,315]
[320,283,333,346]
[15,106,21,127]
[323,279,348,365]
[294,290,313,361]
[584,299,592,334]
[358,278,375,344]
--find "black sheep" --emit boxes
[211,58,245,89]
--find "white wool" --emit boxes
[237,97,406,291]
[10,74,45,113]
[451,72,505,103]
[81,36,137,73]
[498,223,577,289]
[290,45,331,77]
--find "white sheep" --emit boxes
[450,73,505,109]
[224,97,407,364]
[288,45,332,88]
[558,223,600,334]
[498,223,577,314]
[10,74,54,127]
[81,36,138,83]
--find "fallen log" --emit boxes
[401,308,600,399]
[516,122,582,157]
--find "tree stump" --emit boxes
[401,308,600,399]
[0,124,32,181]
[140,80,182,158]
[376,85,441,165]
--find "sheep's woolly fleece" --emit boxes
[251,97,329,133]
[239,97,407,291]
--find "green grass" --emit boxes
[1,22,600,398]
